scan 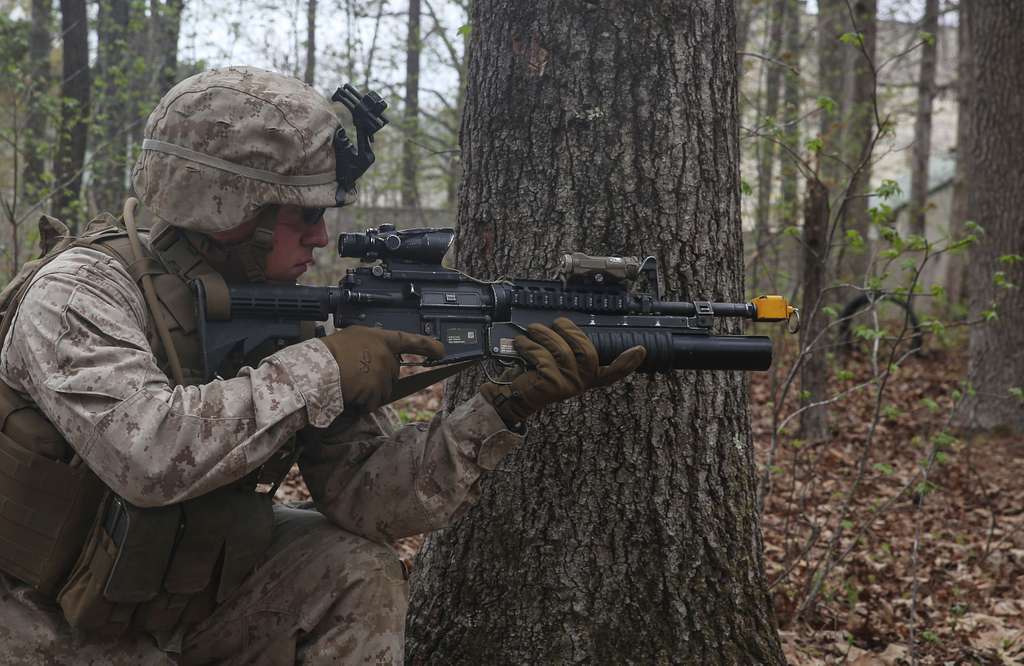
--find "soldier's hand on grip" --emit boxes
[320,326,445,412]
[479,317,646,426]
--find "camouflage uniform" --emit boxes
[0,67,522,664]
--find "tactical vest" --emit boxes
[0,212,298,640]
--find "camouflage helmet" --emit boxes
[132,66,352,234]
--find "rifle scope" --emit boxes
[338,225,455,264]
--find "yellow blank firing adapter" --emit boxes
[751,295,797,323]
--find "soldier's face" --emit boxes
[264,205,329,282]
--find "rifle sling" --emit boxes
[389,361,477,405]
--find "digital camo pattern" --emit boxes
[0,246,344,507]
[299,392,521,544]
[182,507,409,665]
[0,243,523,662]
[132,66,352,235]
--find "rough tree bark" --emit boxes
[54,0,90,226]
[406,1,785,663]
[946,6,971,311]
[23,0,52,208]
[960,3,1024,433]
[909,0,938,239]
[304,0,316,86]
[401,0,420,208]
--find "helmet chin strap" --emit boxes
[187,208,278,283]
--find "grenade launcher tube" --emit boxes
[583,327,773,371]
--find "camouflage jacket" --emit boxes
[0,245,521,543]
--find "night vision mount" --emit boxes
[331,84,389,204]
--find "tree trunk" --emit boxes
[406,1,785,663]
[402,0,421,209]
[150,0,185,96]
[946,5,971,312]
[909,0,938,239]
[816,0,846,197]
[304,0,317,86]
[91,0,133,215]
[837,0,876,285]
[54,0,90,227]
[778,0,803,233]
[752,0,787,295]
[23,0,53,209]
[799,178,830,441]
[960,3,1024,433]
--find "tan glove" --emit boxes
[320,326,445,412]
[479,317,646,426]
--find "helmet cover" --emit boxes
[132,66,352,234]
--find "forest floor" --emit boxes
[277,343,1023,665]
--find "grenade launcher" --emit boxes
[192,225,796,383]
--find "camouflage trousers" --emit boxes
[0,506,409,665]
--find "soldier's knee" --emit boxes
[311,525,408,603]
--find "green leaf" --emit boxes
[1010,387,1024,401]
[964,220,983,234]
[805,137,824,153]
[841,520,855,531]
[840,32,864,48]
[816,96,837,114]
[873,462,895,476]
[918,31,936,47]
[783,225,801,238]
[457,23,471,37]
[999,254,1023,264]
[822,305,838,318]
[920,397,940,413]
[993,271,1017,289]
[876,179,902,200]
[836,368,854,381]
[740,178,753,196]
[922,630,939,643]
[882,404,901,419]
[845,229,865,252]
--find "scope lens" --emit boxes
[338,233,368,257]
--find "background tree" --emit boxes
[406,0,785,662]
[304,0,316,85]
[960,2,1024,433]
[908,0,938,238]
[401,0,420,208]
[837,0,876,284]
[91,0,134,214]
[946,3,971,311]
[53,0,89,226]
[752,0,786,294]
[22,0,52,207]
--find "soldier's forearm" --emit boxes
[298,393,522,543]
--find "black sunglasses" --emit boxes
[302,207,326,225]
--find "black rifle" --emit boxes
[192,225,796,383]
